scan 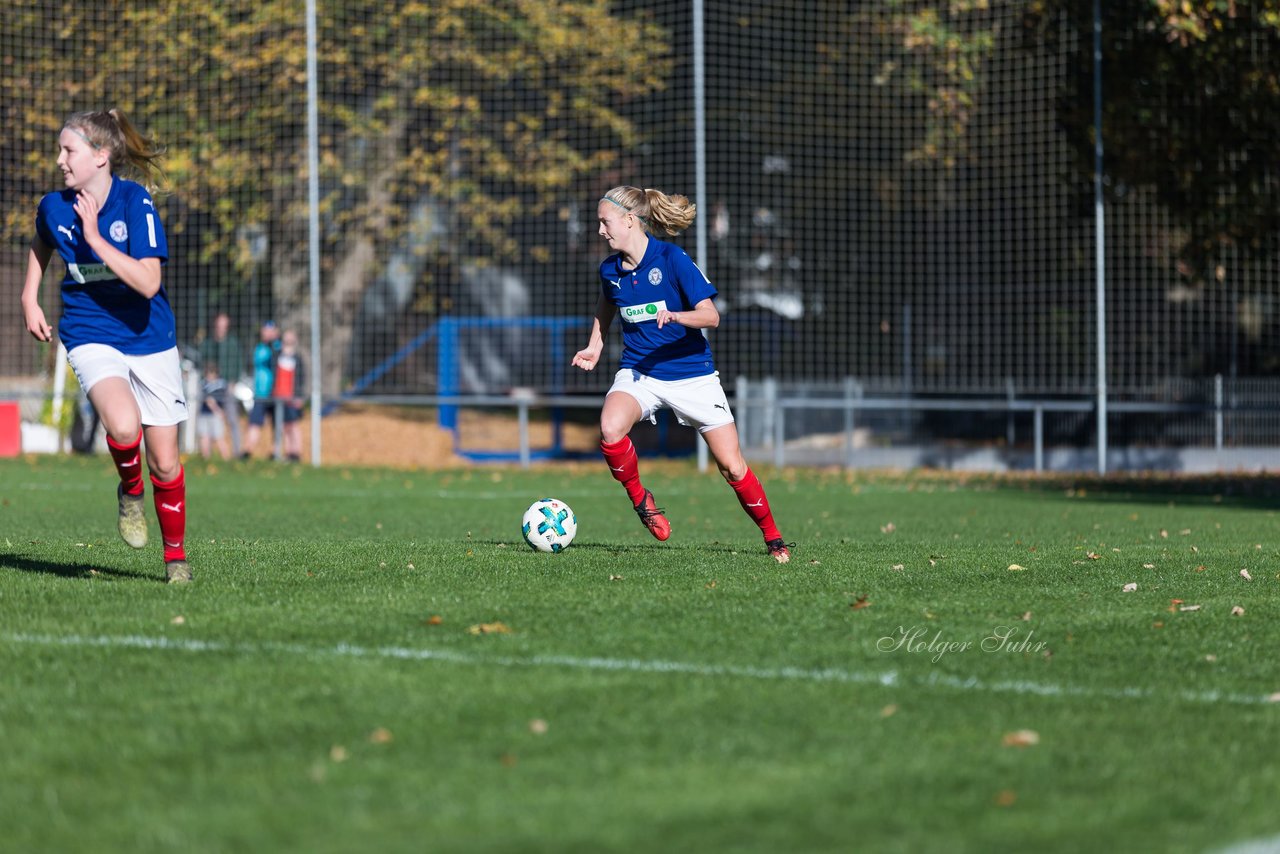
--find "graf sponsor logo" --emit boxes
[620,300,666,323]
[66,262,114,284]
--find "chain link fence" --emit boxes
[3,2,1278,467]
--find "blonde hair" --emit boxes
[601,186,696,237]
[64,109,164,189]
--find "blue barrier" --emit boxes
[331,316,582,461]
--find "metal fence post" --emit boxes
[518,401,531,469]
[1034,406,1044,473]
[1214,373,1223,458]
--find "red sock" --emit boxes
[600,437,647,506]
[729,468,782,542]
[106,432,145,496]
[151,467,187,563]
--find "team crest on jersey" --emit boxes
[648,268,663,286]
[109,220,128,242]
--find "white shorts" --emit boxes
[67,344,189,427]
[608,369,734,433]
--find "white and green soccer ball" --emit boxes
[521,498,577,553]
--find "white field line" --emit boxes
[3,631,1277,707]
[1211,835,1280,854]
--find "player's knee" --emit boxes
[718,459,748,483]
[105,423,142,446]
[148,457,181,482]
[599,421,629,445]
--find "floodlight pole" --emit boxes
[693,0,710,473]
[1092,0,1108,475]
[306,0,323,466]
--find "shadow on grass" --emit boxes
[486,540,767,556]
[1000,472,1280,511]
[0,553,158,582]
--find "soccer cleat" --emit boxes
[766,539,794,564]
[633,489,671,541]
[165,560,193,584]
[117,484,148,549]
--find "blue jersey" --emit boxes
[599,237,717,380]
[35,178,174,355]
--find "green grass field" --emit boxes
[2,454,1279,853]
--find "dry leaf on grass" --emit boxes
[1008,564,1026,571]
[994,790,1018,807]
[880,704,899,718]
[1240,569,1253,581]
[1002,730,1040,747]
[1122,583,1138,592]
[368,727,394,744]
[424,615,443,626]
[1179,604,1202,612]
[1086,552,1101,560]
[880,522,896,534]
[1230,606,1245,616]
[850,595,871,611]
[170,615,186,625]
[467,622,512,635]
[329,745,349,763]
[529,719,549,735]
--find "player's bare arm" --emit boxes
[572,293,616,371]
[21,237,54,342]
[656,297,719,330]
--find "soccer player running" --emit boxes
[572,186,792,563]
[21,110,192,583]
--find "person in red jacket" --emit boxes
[270,329,307,462]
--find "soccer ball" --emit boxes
[521,497,577,553]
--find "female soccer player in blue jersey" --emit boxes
[20,110,192,583]
[572,185,792,563]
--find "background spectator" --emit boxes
[241,320,279,459]
[199,311,244,456]
[197,362,232,459]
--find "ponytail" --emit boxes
[601,185,697,237]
